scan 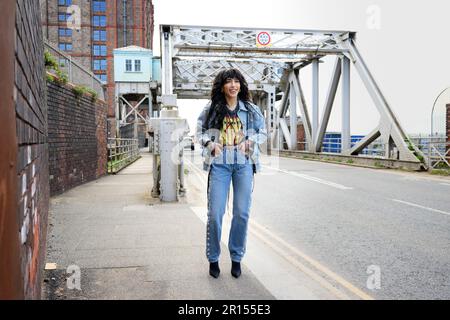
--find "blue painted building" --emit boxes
[322,133,370,154]
[113,46,152,83]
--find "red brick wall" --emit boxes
[297,122,306,151]
[0,0,23,299]
[1,0,109,299]
[47,81,107,196]
[15,0,50,299]
[447,104,450,159]
[97,100,108,178]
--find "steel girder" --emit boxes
[161,25,422,164]
[169,25,352,59]
[116,94,150,129]
[173,58,284,98]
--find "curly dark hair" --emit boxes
[206,68,252,129]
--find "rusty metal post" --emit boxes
[0,0,23,299]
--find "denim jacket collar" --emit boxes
[238,100,248,112]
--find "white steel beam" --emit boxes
[168,25,352,60]
[161,26,174,95]
[312,59,320,147]
[343,39,418,162]
[289,82,298,150]
[279,118,292,150]
[289,71,312,148]
[315,57,342,152]
[341,56,351,153]
[264,85,276,153]
[349,125,381,155]
[120,95,149,124]
[161,24,421,164]
[279,84,290,118]
[173,59,284,97]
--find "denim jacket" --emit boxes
[196,99,267,173]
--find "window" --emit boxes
[93,30,107,41]
[93,59,107,71]
[59,28,72,37]
[125,59,132,72]
[58,43,72,51]
[134,60,141,72]
[93,1,106,12]
[58,0,72,6]
[92,15,107,27]
[98,74,107,83]
[58,13,71,22]
[93,45,107,56]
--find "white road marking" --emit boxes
[262,165,353,190]
[392,199,450,216]
[440,183,450,187]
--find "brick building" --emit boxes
[40,0,154,131]
[447,104,450,157]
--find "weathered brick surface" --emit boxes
[2,0,109,299]
[14,0,50,299]
[297,122,306,151]
[447,104,449,159]
[47,81,107,196]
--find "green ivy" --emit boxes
[72,85,98,102]
[46,73,55,83]
[72,86,85,99]
[44,51,58,70]
[405,137,426,165]
[45,50,69,85]
[45,51,98,102]
[55,69,68,85]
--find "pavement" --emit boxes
[42,151,276,300]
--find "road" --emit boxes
[184,148,450,299]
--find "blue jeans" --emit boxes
[206,148,254,263]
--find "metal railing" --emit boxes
[44,40,105,100]
[279,132,449,169]
[292,137,386,157]
[412,135,450,169]
[107,138,140,174]
[319,137,386,157]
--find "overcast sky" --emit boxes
[152,0,450,136]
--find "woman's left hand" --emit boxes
[238,140,254,155]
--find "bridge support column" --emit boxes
[289,82,297,150]
[264,86,276,155]
[342,56,351,153]
[312,59,320,146]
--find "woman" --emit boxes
[196,68,267,278]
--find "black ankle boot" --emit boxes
[209,262,220,278]
[231,261,241,278]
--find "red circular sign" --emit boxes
[257,32,271,46]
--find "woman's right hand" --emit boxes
[207,142,223,157]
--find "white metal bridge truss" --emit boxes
[161,24,424,164]
[118,95,150,126]
[115,81,156,133]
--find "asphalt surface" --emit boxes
[185,149,450,299]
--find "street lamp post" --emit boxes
[430,87,450,168]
